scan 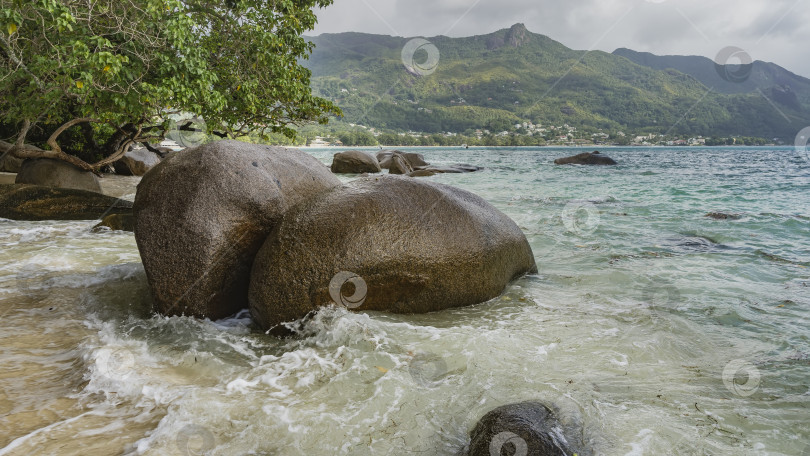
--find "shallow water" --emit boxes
[1,147,808,455]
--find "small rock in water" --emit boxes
[330,150,381,174]
[388,152,414,174]
[114,147,161,176]
[408,164,482,177]
[466,401,580,456]
[92,213,136,232]
[377,150,426,169]
[554,151,617,166]
[0,183,132,221]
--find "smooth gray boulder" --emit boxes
[15,158,102,192]
[402,152,428,167]
[330,150,381,174]
[377,151,427,169]
[466,402,578,456]
[248,175,537,331]
[376,150,401,169]
[554,151,617,166]
[388,153,414,175]
[115,148,161,176]
[0,184,132,221]
[133,140,341,320]
[0,153,23,173]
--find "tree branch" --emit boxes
[15,119,31,146]
[46,118,98,153]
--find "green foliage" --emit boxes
[0,0,339,166]
[337,130,377,146]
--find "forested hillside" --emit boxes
[305,24,810,139]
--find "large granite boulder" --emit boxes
[115,148,161,176]
[0,184,132,221]
[133,140,341,320]
[248,175,537,331]
[466,402,578,456]
[0,153,23,173]
[330,150,381,174]
[15,158,102,192]
[554,151,617,166]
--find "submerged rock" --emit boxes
[466,402,578,456]
[248,175,537,331]
[407,164,482,177]
[554,151,617,166]
[15,158,103,192]
[92,213,136,232]
[133,140,341,321]
[0,184,132,221]
[330,150,381,174]
[705,212,742,220]
[115,148,161,176]
[407,168,442,177]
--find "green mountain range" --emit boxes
[305,24,810,139]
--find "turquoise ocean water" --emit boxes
[0,146,808,455]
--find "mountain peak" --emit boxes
[506,23,529,47]
[509,23,527,33]
[486,23,530,50]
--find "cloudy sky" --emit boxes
[312,0,810,77]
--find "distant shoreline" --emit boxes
[296,144,786,149]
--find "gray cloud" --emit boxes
[312,0,810,77]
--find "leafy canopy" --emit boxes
[0,0,339,168]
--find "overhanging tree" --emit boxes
[0,0,339,171]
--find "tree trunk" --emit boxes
[4,119,150,174]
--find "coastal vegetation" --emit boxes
[0,0,338,170]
